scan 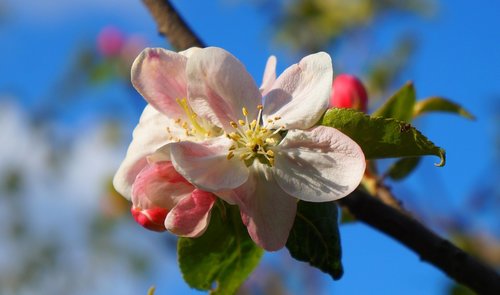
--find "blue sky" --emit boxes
[0,0,498,294]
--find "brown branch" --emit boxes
[340,190,500,295]
[142,0,205,50]
[140,1,500,293]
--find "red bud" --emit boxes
[131,206,169,232]
[330,74,368,112]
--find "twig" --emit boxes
[340,190,500,295]
[140,1,500,293]
[142,0,205,50]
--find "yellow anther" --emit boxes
[238,120,245,126]
[266,150,274,157]
[227,152,234,160]
[267,119,273,123]
[230,121,238,128]
[229,132,240,141]
[265,138,276,144]
[229,145,236,151]
[242,107,248,116]
[250,120,257,129]
[269,157,275,166]
[274,116,281,120]
[257,104,263,110]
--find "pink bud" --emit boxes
[97,26,125,57]
[131,161,194,232]
[330,74,368,112]
[131,206,169,232]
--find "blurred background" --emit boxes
[0,0,498,294]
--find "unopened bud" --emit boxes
[97,26,125,57]
[131,206,168,232]
[330,74,368,112]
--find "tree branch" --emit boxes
[142,0,205,50]
[140,1,500,293]
[340,190,500,294]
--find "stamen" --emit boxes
[176,98,208,136]
[226,104,282,167]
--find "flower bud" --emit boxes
[330,74,368,112]
[97,26,125,57]
[131,206,168,232]
[131,161,194,232]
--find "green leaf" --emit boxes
[413,97,475,120]
[178,201,263,295]
[286,201,343,280]
[321,108,446,166]
[385,157,421,181]
[372,81,416,122]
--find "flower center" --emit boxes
[226,104,284,166]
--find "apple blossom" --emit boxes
[330,74,368,112]
[114,47,366,251]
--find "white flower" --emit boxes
[114,47,366,251]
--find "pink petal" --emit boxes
[273,126,366,202]
[113,105,172,199]
[263,52,332,129]
[232,163,297,251]
[132,48,188,120]
[259,55,277,96]
[131,161,194,210]
[165,189,217,237]
[169,136,249,191]
[186,47,261,131]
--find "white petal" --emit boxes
[113,105,172,200]
[231,162,297,251]
[132,48,188,120]
[259,55,277,96]
[178,47,202,58]
[273,126,365,202]
[263,52,332,129]
[169,136,250,191]
[186,47,261,131]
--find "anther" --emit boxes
[242,107,248,116]
[226,152,234,160]
[238,120,245,126]
[257,104,263,110]
[230,121,238,128]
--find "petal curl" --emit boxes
[169,136,249,192]
[165,189,216,237]
[263,52,332,129]
[131,161,194,210]
[231,162,297,251]
[132,48,188,119]
[273,126,365,202]
[186,47,261,130]
[259,55,277,96]
[113,105,172,199]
